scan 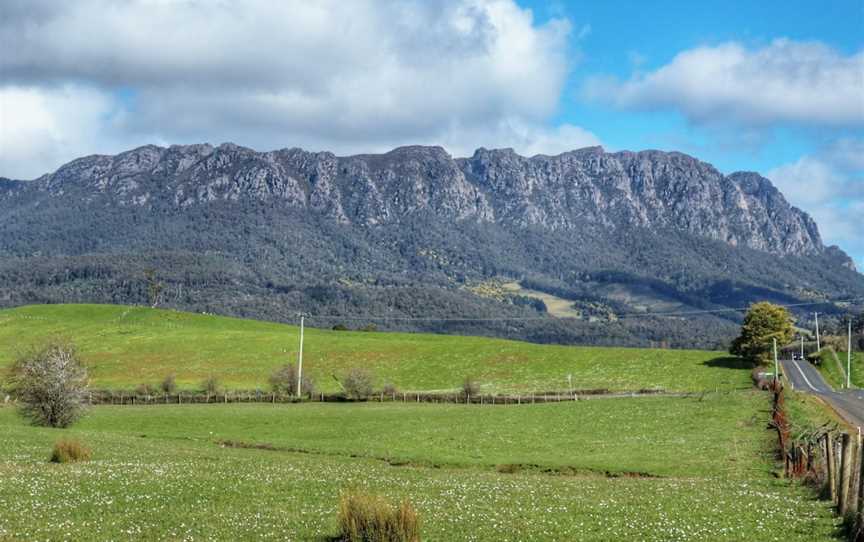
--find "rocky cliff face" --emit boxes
[19,143,823,256]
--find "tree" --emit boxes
[144,268,163,308]
[7,341,89,427]
[730,302,794,366]
[342,368,374,400]
[269,363,314,397]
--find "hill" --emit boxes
[1,143,862,348]
[0,304,748,393]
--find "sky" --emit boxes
[0,0,862,267]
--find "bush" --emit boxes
[337,490,420,542]
[161,374,177,394]
[342,368,374,400]
[202,375,221,394]
[269,363,315,397]
[461,377,479,399]
[360,324,378,332]
[50,438,91,463]
[135,383,155,396]
[7,340,89,428]
[332,324,349,331]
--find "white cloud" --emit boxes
[585,39,864,127]
[0,85,137,179]
[767,141,864,265]
[0,0,600,178]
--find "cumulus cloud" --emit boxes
[0,85,138,179]
[585,39,864,127]
[0,0,599,178]
[767,140,864,267]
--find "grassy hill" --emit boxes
[0,304,747,393]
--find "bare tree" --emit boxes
[144,268,164,308]
[342,368,374,400]
[7,341,89,428]
[269,363,315,397]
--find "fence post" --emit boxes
[855,434,864,538]
[827,434,837,503]
[840,433,852,516]
[850,431,862,515]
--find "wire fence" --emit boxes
[79,387,687,406]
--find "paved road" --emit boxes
[782,359,864,429]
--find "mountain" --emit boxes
[0,143,861,349]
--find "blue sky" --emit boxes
[524,0,863,172]
[0,0,862,267]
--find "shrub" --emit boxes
[342,368,374,400]
[461,377,479,399]
[269,363,315,397]
[202,375,221,394]
[50,438,91,463]
[7,340,89,427]
[135,383,155,396]
[161,374,177,394]
[332,324,349,331]
[360,324,378,332]
[337,490,420,542]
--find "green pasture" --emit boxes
[0,304,745,393]
[0,395,839,541]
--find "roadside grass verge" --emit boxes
[818,350,864,391]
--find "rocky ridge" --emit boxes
[19,143,824,257]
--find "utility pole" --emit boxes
[815,312,821,351]
[773,338,779,389]
[800,335,804,361]
[849,320,854,389]
[297,315,305,397]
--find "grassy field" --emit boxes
[0,395,839,541]
[71,393,767,478]
[0,304,746,393]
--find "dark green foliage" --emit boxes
[0,191,860,349]
[730,302,795,365]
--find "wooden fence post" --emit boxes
[826,434,837,503]
[855,434,864,539]
[840,433,853,516]
[850,431,862,515]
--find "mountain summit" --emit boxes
[13,143,823,256]
[0,144,860,348]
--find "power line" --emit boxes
[303,296,864,323]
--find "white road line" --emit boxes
[791,361,819,392]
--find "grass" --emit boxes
[71,393,769,478]
[817,348,864,391]
[0,304,745,393]
[50,438,92,463]
[0,396,839,541]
